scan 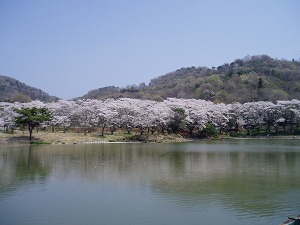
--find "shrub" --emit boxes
[198,124,218,138]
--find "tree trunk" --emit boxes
[29,127,33,140]
[275,126,278,134]
[110,126,115,135]
[267,122,271,132]
[28,121,33,140]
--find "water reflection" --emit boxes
[0,145,51,195]
[0,140,299,225]
[151,149,300,215]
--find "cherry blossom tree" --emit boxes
[47,100,76,132]
[1,98,300,138]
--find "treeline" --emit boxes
[78,55,300,103]
[0,75,59,103]
[1,98,300,139]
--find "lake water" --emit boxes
[0,139,299,225]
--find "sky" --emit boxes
[0,0,300,100]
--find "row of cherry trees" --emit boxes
[1,98,300,136]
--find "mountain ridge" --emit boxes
[76,55,300,103]
[1,54,300,103]
[0,75,59,102]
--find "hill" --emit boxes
[0,75,59,102]
[77,55,300,103]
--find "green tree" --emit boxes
[198,123,218,138]
[257,77,264,89]
[14,107,52,140]
[11,93,31,103]
[256,77,265,101]
[168,108,187,134]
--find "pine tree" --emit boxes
[14,107,52,140]
[257,77,264,89]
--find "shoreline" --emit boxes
[1,131,300,146]
[0,131,189,145]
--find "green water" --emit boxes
[0,139,299,225]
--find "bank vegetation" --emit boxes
[1,98,300,144]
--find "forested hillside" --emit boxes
[78,55,300,103]
[0,75,59,102]
[2,55,299,103]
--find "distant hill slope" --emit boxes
[0,75,59,102]
[77,55,300,103]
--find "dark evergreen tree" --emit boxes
[14,107,52,140]
[257,77,264,89]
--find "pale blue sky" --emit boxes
[0,0,299,99]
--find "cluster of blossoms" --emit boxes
[1,98,300,135]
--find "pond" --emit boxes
[0,139,299,225]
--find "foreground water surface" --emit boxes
[0,139,299,225]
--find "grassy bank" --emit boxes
[0,130,188,145]
[1,129,299,145]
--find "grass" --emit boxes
[226,125,300,139]
[30,141,52,145]
[0,129,188,145]
[1,126,299,145]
